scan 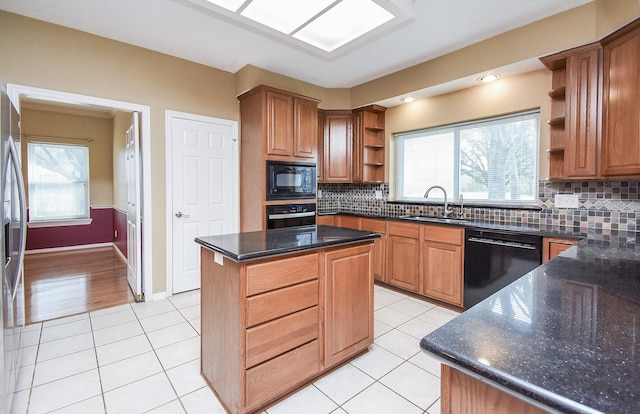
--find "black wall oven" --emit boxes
[266,203,316,229]
[266,161,316,200]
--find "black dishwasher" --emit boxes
[464,229,542,309]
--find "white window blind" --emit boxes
[395,110,540,205]
[28,142,90,221]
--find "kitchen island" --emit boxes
[195,225,379,414]
[420,240,640,413]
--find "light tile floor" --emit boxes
[11,285,460,414]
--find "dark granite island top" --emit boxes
[195,224,380,262]
[420,242,640,413]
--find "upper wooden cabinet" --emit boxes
[541,17,640,180]
[321,110,352,183]
[601,19,640,177]
[239,85,319,161]
[541,43,601,180]
[318,105,387,183]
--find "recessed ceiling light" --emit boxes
[401,96,415,103]
[478,74,500,83]
[194,0,414,57]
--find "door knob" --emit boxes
[175,212,190,218]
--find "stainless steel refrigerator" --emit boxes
[1,87,26,414]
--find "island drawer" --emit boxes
[246,280,319,327]
[246,306,318,368]
[246,340,320,411]
[246,253,319,296]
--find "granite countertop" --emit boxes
[420,242,640,413]
[195,224,380,262]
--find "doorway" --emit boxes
[7,84,153,318]
[165,111,238,295]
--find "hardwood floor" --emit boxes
[23,246,135,324]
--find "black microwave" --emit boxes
[266,161,316,200]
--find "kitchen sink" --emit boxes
[398,215,469,225]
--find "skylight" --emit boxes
[196,0,413,57]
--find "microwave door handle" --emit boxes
[8,136,27,293]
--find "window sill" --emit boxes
[27,218,93,228]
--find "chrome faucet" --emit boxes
[424,185,454,218]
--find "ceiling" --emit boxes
[0,0,592,91]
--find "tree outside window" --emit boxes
[27,142,90,221]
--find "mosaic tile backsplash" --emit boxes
[318,180,640,247]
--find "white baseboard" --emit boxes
[150,291,168,301]
[25,242,114,255]
[113,245,127,263]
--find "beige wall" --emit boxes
[112,111,130,212]
[0,11,238,294]
[20,108,114,207]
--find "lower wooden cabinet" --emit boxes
[543,237,579,263]
[420,225,464,306]
[359,218,386,283]
[200,244,374,414]
[324,244,373,367]
[386,221,421,291]
[316,215,335,226]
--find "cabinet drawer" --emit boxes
[388,221,420,238]
[360,218,385,233]
[422,225,463,245]
[246,280,319,327]
[246,340,320,411]
[246,306,318,369]
[246,253,318,296]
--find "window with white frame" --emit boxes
[394,110,540,206]
[27,142,90,221]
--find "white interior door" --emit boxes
[171,116,236,294]
[126,112,142,300]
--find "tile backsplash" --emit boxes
[318,180,640,247]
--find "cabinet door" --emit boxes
[336,215,359,229]
[602,25,640,177]
[565,47,600,178]
[421,241,463,306]
[316,215,334,226]
[359,218,386,283]
[351,111,363,182]
[294,98,317,159]
[542,237,578,263]
[317,110,325,181]
[386,222,420,291]
[266,90,294,157]
[324,244,373,367]
[324,112,352,182]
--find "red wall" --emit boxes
[26,207,126,251]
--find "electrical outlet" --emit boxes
[555,193,580,209]
[318,190,323,198]
[114,230,118,238]
[375,190,383,199]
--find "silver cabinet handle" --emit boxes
[175,212,190,218]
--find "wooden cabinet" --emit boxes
[541,43,601,180]
[386,221,420,291]
[317,110,326,181]
[360,218,386,283]
[540,17,640,180]
[201,242,374,413]
[316,214,334,226]
[420,225,464,306]
[542,237,579,263]
[352,105,386,183]
[238,85,320,231]
[565,46,601,178]
[324,244,373,367]
[334,215,386,282]
[322,110,352,182]
[261,87,318,159]
[601,19,640,177]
